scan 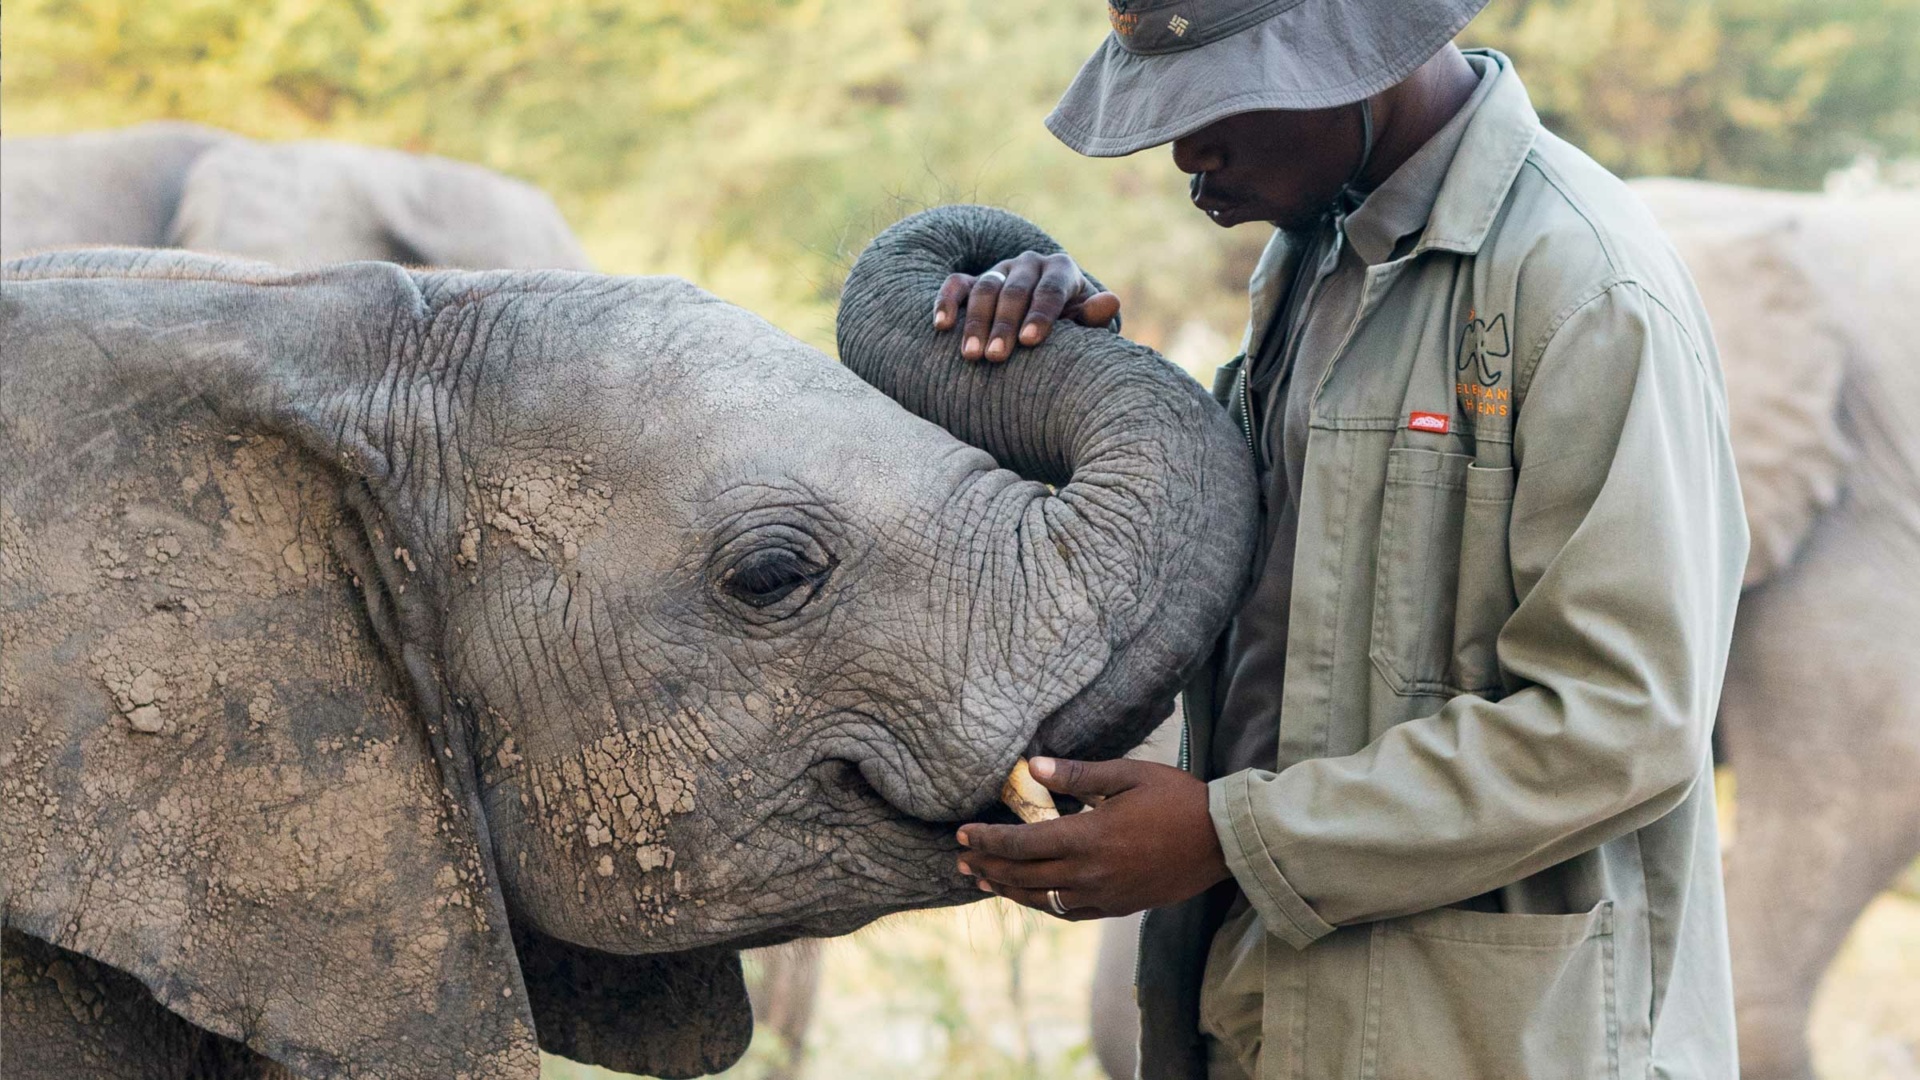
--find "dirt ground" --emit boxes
[545,884,1920,1080]
[548,767,1920,1080]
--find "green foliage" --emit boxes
[3,0,1915,355]
[4,0,1249,352]
[1478,0,1920,186]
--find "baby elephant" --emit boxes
[0,206,1256,1078]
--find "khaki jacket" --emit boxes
[1140,53,1748,1079]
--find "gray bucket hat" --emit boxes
[1047,0,1491,157]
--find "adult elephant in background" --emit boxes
[0,206,1257,1077]
[1633,178,1920,1080]
[0,121,591,270]
[1087,180,1920,1080]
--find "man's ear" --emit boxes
[515,925,754,1078]
[170,138,594,271]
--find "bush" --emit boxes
[6,0,1915,358]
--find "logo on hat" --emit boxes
[1167,13,1191,36]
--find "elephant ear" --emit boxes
[1668,217,1853,587]
[169,138,593,270]
[0,251,540,1077]
[514,926,753,1078]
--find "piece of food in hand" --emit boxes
[1001,758,1060,824]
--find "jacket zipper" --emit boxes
[1239,220,1339,471]
[1134,713,1194,995]
[1237,364,1257,461]
[1141,221,1340,1001]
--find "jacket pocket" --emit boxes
[1364,903,1618,1080]
[1369,448,1477,696]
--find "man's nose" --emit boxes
[1171,137,1224,178]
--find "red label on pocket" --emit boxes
[1408,411,1451,434]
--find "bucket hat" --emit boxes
[1047,0,1490,157]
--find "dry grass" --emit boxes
[546,766,1920,1078]
[1812,895,1920,1080]
[543,886,1918,1080]
[544,901,1105,1080]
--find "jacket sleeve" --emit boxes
[1209,281,1749,949]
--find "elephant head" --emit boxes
[169,137,593,270]
[0,122,232,255]
[0,122,592,271]
[0,207,1254,1077]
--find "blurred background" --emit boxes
[5,1,1918,1077]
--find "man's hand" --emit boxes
[956,756,1230,920]
[932,251,1122,362]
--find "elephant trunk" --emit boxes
[836,205,1258,763]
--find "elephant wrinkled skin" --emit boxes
[0,122,592,270]
[0,207,1258,1077]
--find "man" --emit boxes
[944,2,1749,1077]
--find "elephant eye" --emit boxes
[722,548,829,610]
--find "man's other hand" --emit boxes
[955,757,1230,920]
[932,251,1122,362]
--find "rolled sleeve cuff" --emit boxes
[1209,770,1337,950]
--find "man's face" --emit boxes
[1171,104,1363,233]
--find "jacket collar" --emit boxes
[1412,49,1540,257]
[1238,52,1539,349]
[1343,51,1499,266]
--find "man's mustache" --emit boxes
[1189,171,1247,214]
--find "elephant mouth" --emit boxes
[769,756,1027,927]
[807,755,1026,829]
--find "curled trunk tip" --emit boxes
[837,205,1258,762]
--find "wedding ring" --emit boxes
[976,270,1007,284]
[1046,888,1069,916]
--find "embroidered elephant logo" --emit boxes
[1457,309,1511,388]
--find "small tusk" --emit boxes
[1000,758,1060,824]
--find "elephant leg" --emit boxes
[744,940,823,1080]
[2,929,293,1080]
[1720,523,1920,1080]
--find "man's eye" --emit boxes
[723,549,827,608]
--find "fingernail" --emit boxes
[986,338,1007,361]
[1030,757,1055,779]
[956,860,972,876]
[956,829,971,847]
[1020,323,1042,344]
[977,880,994,893]
[963,336,980,358]
[933,309,951,329]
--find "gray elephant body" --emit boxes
[0,209,1257,1077]
[1634,179,1920,1080]
[0,122,229,254]
[1086,180,1920,1080]
[0,122,591,270]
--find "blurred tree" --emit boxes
[4,0,1916,356]
[1478,0,1920,186]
